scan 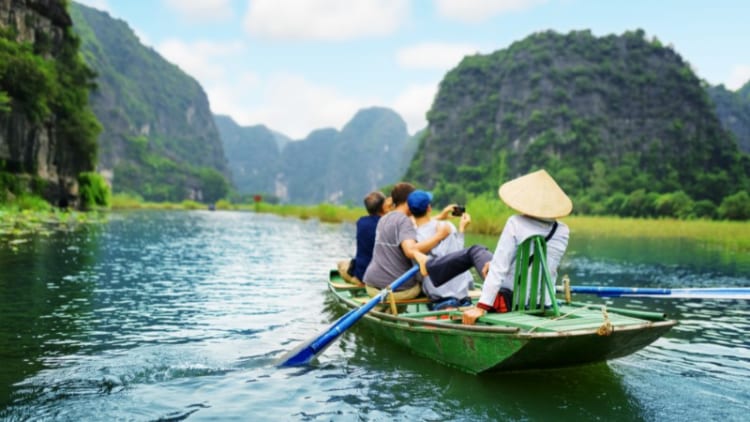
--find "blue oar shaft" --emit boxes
[278,265,419,367]
[561,285,750,299]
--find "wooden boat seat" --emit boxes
[350,289,482,305]
[512,235,560,316]
[330,281,365,289]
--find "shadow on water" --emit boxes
[0,226,101,409]
[316,295,645,421]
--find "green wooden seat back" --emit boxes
[512,235,560,316]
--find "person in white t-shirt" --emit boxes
[407,190,474,310]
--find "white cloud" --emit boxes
[209,73,375,139]
[164,0,233,21]
[156,39,244,82]
[436,0,548,23]
[396,42,479,70]
[391,83,438,134]
[726,64,750,90]
[243,0,409,41]
[162,0,233,22]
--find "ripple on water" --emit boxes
[3,211,749,421]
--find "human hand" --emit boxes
[436,204,457,220]
[481,261,490,279]
[462,307,485,325]
[458,212,471,232]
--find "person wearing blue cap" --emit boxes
[407,190,475,310]
[363,182,451,301]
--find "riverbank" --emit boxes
[234,200,750,254]
[4,196,748,253]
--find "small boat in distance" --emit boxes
[326,269,677,374]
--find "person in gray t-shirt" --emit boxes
[363,182,450,300]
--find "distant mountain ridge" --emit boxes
[71,2,230,202]
[214,115,280,197]
[407,29,750,215]
[215,107,419,204]
[708,81,750,154]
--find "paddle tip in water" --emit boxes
[277,266,420,367]
[276,336,321,367]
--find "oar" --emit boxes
[558,285,750,300]
[277,265,419,367]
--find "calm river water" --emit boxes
[0,210,748,421]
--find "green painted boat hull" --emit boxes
[328,271,677,374]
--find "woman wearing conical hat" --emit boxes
[461,169,571,324]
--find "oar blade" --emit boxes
[275,326,338,366]
[277,266,419,367]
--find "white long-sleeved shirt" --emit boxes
[478,214,570,309]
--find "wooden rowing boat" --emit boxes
[327,269,677,374]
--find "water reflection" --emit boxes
[318,292,646,421]
[0,211,748,421]
[0,226,101,408]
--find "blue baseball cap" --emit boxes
[407,190,433,215]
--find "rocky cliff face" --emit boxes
[0,0,93,205]
[708,82,750,154]
[71,3,230,202]
[407,29,749,206]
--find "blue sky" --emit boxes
[75,0,750,139]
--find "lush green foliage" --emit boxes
[1,4,101,213]
[407,29,750,221]
[70,3,230,203]
[0,19,101,173]
[0,90,9,112]
[78,171,111,209]
[112,148,229,203]
[1,170,48,204]
[243,200,750,253]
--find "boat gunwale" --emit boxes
[328,282,677,339]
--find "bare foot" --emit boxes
[414,251,429,276]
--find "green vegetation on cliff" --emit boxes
[0,1,101,208]
[0,14,100,177]
[70,3,229,203]
[407,29,750,220]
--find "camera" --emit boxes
[451,205,465,216]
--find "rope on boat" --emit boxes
[386,288,398,315]
[563,275,572,304]
[597,306,614,336]
[525,304,613,335]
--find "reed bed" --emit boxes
[71,194,750,254]
[248,200,750,253]
[563,216,750,252]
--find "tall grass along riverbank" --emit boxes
[5,193,747,254]
[218,195,750,254]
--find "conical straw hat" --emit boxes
[498,169,572,219]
